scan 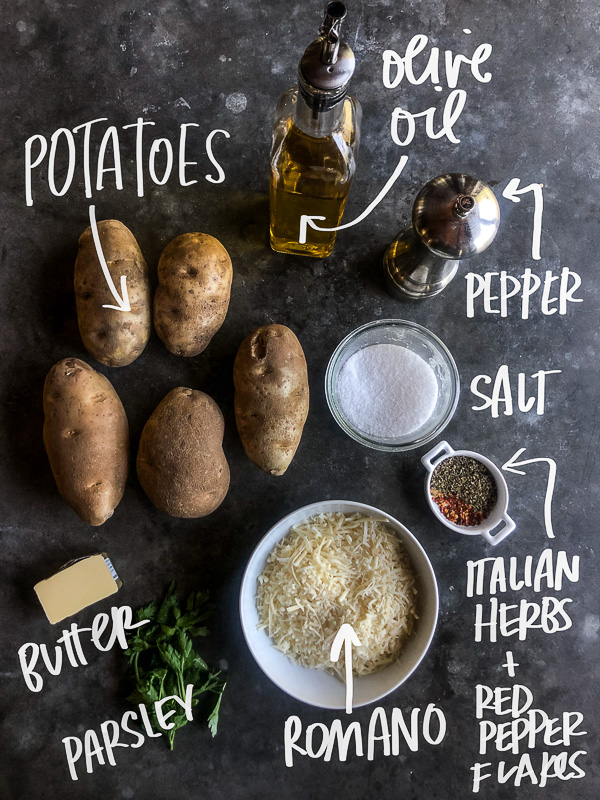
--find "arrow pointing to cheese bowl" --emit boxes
[502,448,556,539]
[330,623,362,714]
[501,178,544,261]
[298,155,409,244]
[89,204,131,312]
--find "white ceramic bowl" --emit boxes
[239,500,439,709]
[421,440,515,546]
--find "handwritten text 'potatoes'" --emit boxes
[25,118,230,206]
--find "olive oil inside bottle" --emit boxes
[270,122,352,258]
[268,3,360,259]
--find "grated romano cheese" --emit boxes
[256,512,418,677]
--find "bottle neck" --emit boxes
[294,92,345,137]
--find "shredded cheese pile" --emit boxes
[256,512,418,677]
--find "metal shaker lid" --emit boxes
[412,174,500,259]
[298,2,355,109]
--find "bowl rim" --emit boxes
[325,318,460,452]
[239,499,440,709]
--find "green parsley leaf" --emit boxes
[124,582,227,750]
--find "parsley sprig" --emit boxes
[124,582,227,750]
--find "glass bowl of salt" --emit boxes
[325,319,459,452]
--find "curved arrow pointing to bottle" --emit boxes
[502,178,544,261]
[330,623,362,714]
[502,448,556,539]
[298,155,409,244]
[89,204,131,312]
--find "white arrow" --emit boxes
[502,178,544,261]
[330,623,362,714]
[502,448,556,539]
[89,205,131,312]
[298,155,409,244]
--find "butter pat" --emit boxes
[34,554,122,624]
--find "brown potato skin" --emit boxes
[153,233,232,357]
[43,358,129,526]
[136,387,229,518]
[234,324,309,476]
[75,219,151,367]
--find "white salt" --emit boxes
[336,344,438,439]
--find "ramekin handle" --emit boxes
[421,440,454,472]
[481,513,516,546]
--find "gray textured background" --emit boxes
[1,0,599,798]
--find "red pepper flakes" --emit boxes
[431,490,486,527]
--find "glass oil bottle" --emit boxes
[269,2,361,258]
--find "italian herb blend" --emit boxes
[430,455,497,527]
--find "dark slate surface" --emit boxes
[1,1,599,798]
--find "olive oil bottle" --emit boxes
[269,2,361,258]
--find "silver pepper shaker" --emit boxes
[383,173,500,300]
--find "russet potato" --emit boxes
[233,324,309,476]
[75,219,151,367]
[43,358,129,526]
[137,387,229,518]
[154,233,232,357]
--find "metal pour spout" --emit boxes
[298,2,355,110]
[320,1,347,64]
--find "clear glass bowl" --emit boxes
[325,319,460,452]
